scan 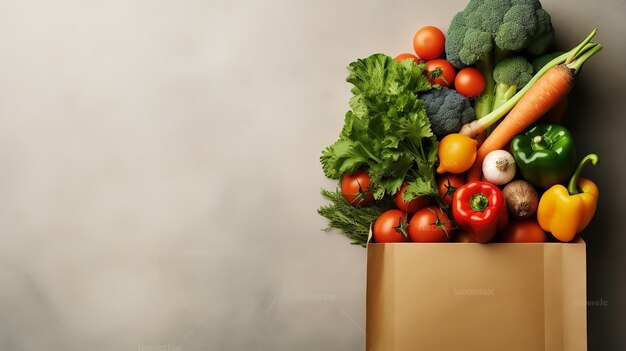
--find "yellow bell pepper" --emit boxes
[537,154,599,242]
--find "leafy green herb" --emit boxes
[320,54,440,201]
[318,189,394,247]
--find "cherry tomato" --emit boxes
[395,53,421,63]
[413,26,445,60]
[341,170,374,207]
[424,59,456,88]
[394,183,431,214]
[437,174,466,204]
[454,67,485,97]
[501,220,547,243]
[373,209,409,243]
[408,206,454,242]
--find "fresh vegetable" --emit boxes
[424,59,456,87]
[454,67,485,98]
[437,173,466,205]
[413,26,446,60]
[452,181,508,243]
[501,220,547,243]
[481,149,516,185]
[341,170,374,206]
[408,206,454,242]
[318,189,394,246]
[436,133,477,174]
[395,53,421,63]
[492,56,533,110]
[454,231,476,243]
[445,0,555,118]
[421,87,475,138]
[463,30,602,181]
[510,123,577,189]
[320,54,440,201]
[534,52,569,124]
[459,30,602,139]
[395,183,431,214]
[538,154,599,242]
[373,209,410,243]
[319,4,604,247]
[502,180,539,219]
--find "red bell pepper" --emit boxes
[452,181,508,243]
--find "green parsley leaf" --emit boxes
[320,53,440,201]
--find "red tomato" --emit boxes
[454,67,485,97]
[341,170,374,206]
[394,183,431,214]
[501,220,547,243]
[437,174,466,204]
[408,206,454,242]
[455,231,476,243]
[395,53,421,63]
[424,59,456,88]
[413,26,445,60]
[373,209,409,243]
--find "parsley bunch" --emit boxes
[321,54,440,202]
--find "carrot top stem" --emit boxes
[567,43,603,72]
[565,28,598,65]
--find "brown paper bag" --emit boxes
[366,240,586,351]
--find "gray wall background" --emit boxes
[0,0,623,350]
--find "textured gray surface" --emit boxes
[0,0,623,350]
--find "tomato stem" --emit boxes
[445,178,457,198]
[428,67,448,85]
[393,216,409,239]
[426,207,452,240]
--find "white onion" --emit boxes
[482,150,516,185]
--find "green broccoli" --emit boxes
[492,56,533,110]
[421,88,475,139]
[445,0,554,118]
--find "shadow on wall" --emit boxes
[0,262,70,350]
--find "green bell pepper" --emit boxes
[511,123,577,189]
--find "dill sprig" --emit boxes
[318,189,394,247]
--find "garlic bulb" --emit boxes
[482,150,516,185]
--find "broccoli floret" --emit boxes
[446,0,554,118]
[421,88,475,139]
[527,8,554,55]
[532,51,565,73]
[445,12,468,69]
[492,56,533,109]
[450,0,552,66]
